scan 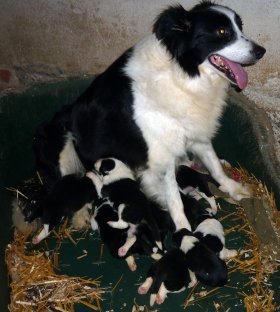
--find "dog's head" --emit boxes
[94,158,134,185]
[185,241,228,287]
[153,1,266,90]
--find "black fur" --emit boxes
[176,165,219,198]
[34,174,98,230]
[181,194,225,256]
[153,3,238,77]
[92,201,158,260]
[146,248,191,293]
[101,178,162,245]
[172,228,228,287]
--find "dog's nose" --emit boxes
[253,45,266,60]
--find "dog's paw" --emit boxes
[118,246,128,257]
[126,255,137,271]
[219,179,251,201]
[156,294,165,305]
[188,270,197,288]
[138,286,148,295]
[219,248,238,260]
[32,236,40,245]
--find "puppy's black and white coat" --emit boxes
[94,158,162,254]
[172,228,228,287]
[90,199,162,271]
[176,164,220,214]
[181,194,237,260]
[34,2,265,236]
[32,172,102,244]
[138,247,196,306]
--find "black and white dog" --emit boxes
[138,247,196,306]
[94,158,162,254]
[181,194,237,260]
[90,199,162,271]
[176,164,220,214]
[172,228,228,287]
[32,172,102,244]
[34,2,265,236]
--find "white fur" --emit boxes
[180,235,199,254]
[86,171,103,198]
[212,6,259,65]
[71,203,91,230]
[107,203,129,229]
[195,218,237,259]
[125,255,137,271]
[139,277,153,295]
[188,270,197,288]
[118,235,137,257]
[126,35,237,230]
[219,247,238,260]
[33,224,49,244]
[95,158,135,185]
[59,132,85,176]
[195,218,225,246]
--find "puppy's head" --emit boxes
[185,241,228,287]
[94,158,134,185]
[153,2,265,90]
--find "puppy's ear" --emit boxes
[153,5,192,40]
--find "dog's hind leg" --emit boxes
[125,255,137,271]
[156,283,169,305]
[138,276,153,295]
[118,235,137,257]
[32,224,50,244]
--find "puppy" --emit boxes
[90,199,161,271]
[173,229,228,287]
[138,247,196,306]
[176,165,219,214]
[94,158,162,254]
[32,172,102,244]
[181,194,237,260]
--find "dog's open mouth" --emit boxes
[209,54,248,90]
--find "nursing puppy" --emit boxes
[32,172,102,244]
[91,199,161,271]
[181,194,237,259]
[138,247,196,306]
[173,228,228,287]
[94,158,162,254]
[34,2,265,237]
[176,165,219,214]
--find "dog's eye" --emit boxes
[217,27,228,36]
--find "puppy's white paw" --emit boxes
[118,246,128,257]
[219,248,238,259]
[138,286,148,295]
[32,236,40,245]
[219,179,251,201]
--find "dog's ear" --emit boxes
[153,5,192,41]
[153,5,202,77]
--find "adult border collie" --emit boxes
[34,2,265,232]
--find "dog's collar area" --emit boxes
[208,54,248,90]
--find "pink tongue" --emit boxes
[222,57,248,90]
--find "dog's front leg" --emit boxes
[140,166,191,231]
[190,142,251,201]
[162,166,192,231]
